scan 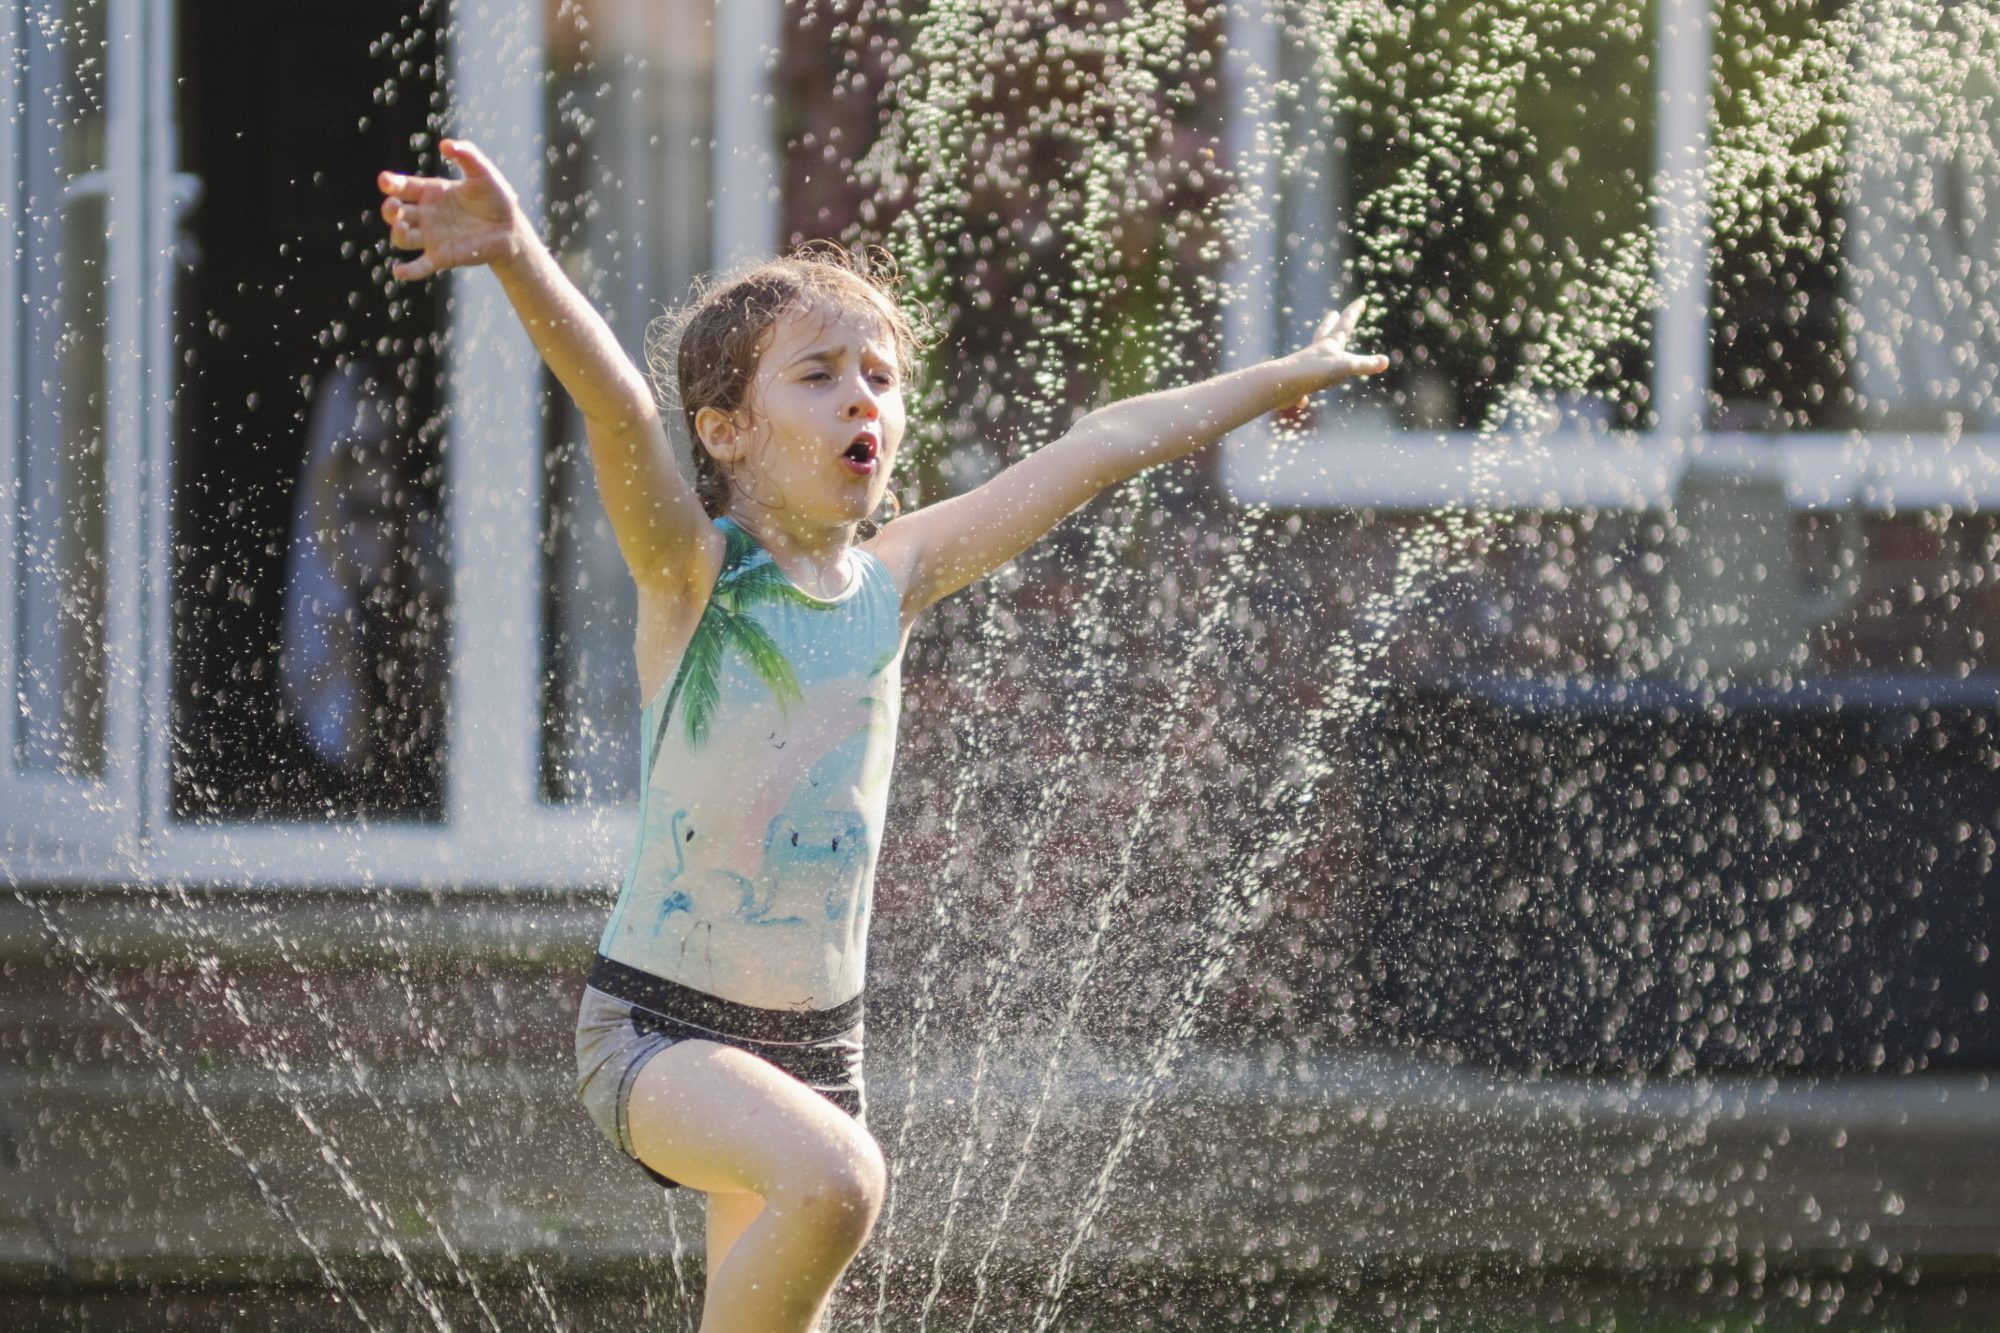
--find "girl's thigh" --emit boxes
[624,1037,880,1202]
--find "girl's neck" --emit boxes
[725,505,857,598]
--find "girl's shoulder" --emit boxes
[856,517,921,610]
[714,516,764,576]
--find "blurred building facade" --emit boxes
[4,0,1997,1306]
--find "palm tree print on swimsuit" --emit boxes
[648,520,820,769]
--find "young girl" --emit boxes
[378,137,1386,1333]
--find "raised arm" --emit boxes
[868,300,1389,618]
[379,139,718,592]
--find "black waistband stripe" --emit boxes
[588,954,864,1045]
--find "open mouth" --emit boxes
[842,435,879,472]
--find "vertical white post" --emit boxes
[0,0,142,855]
[444,0,548,830]
[0,2,21,807]
[1653,0,1714,452]
[1222,0,1282,372]
[142,0,179,843]
[713,0,781,265]
[98,0,148,847]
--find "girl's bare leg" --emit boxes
[626,1039,884,1333]
[705,1189,763,1271]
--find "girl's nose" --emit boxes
[844,389,879,420]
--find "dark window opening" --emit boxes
[173,0,447,820]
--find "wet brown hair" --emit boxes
[645,242,925,526]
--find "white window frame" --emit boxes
[1216,0,2000,515]
[9,0,784,889]
[0,0,150,870]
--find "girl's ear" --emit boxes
[694,405,745,464]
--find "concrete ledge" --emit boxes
[6,1049,1994,1290]
[0,886,610,970]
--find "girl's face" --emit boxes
[705,303,907,534]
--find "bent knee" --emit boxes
[773,1131,885,1245]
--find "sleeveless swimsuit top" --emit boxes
[596,517,904,1013]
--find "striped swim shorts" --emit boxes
[573,954,865,1190]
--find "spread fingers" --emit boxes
[1334,297,1367,340]
[380,198,424,249]
[391,253,437,283]
[376,169,428,203]
[440,138,498,181]
[1312,299,1367,345]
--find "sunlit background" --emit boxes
[4,1,1998,1328]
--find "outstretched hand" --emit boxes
[1287,297,1391,410]
[377,139,523,282]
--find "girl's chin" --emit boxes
[836,489,887,524]
[808,503,876,533]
